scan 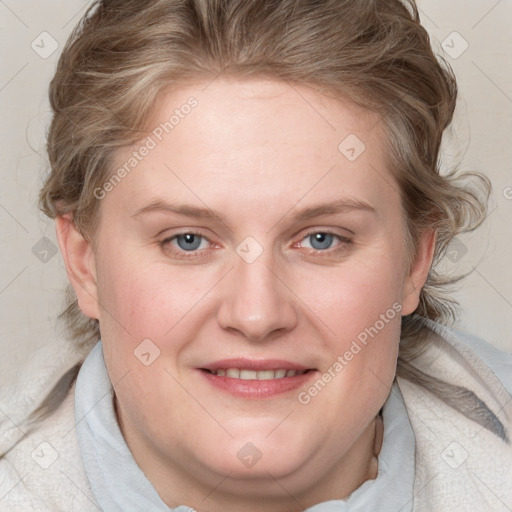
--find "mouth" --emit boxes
[201,368,311,380]
[198,359,317,398]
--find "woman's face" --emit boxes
[65,78,432,507]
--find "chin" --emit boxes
[206,432,314,480]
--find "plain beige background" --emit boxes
[1,0,511,388]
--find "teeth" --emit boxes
[240,370,258,380]
[210,368,306,380]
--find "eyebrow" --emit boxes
[131,198,376,225]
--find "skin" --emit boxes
[56,77,435,511]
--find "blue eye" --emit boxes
[302,231,351,252]
[304,232,336,250]
[159,232,213,260]
[175,233,204,251]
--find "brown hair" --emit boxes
[39,0,490,407]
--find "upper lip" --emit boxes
[200,358,314,372]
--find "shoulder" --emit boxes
[397,320,512,510]
[399,318,512,432]
[444,323,512,392]
[425,319,512,393]
[0,382,98,512]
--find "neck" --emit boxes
[116,399,383,512]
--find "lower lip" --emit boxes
[198,370,318,398]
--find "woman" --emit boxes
[1,0,511,510]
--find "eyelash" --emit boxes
[158,230,352,260]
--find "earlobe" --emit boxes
[401,228,436,316]
[55,215,100,320]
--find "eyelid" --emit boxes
[159,229,216,249]
[293,229,352,250]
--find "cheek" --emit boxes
[292,246,404,397]
[94,250,225,381]
[337,255,403,371]
[295,248,405,335]
[95,253,190,336]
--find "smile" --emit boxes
[205,368,308,380]
[198,359,317,398]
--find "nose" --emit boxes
[217,251,299,343]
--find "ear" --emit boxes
[55,214,100,320]
[401,228,436,316]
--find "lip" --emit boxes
[197,358,317,399]
[200,358,312,372]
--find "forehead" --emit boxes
[105,78,400,224]
[146,77,383,160]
